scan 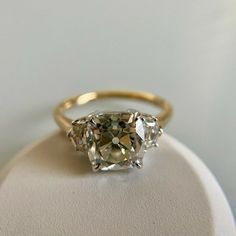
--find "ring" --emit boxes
[54,91,173,172]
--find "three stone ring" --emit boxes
[54,91,173,172]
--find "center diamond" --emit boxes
[86,110,145,171]
[68,110,160,171]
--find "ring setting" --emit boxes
[68,109,162,171]
[54,91,172,172]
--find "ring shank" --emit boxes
[54,91,173,133]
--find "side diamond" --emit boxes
[68,118,88,152]
[141,114,160,148]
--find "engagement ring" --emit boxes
[54,91,172,172]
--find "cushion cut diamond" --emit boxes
[68,110,160,171]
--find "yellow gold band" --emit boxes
[54,90,173,133]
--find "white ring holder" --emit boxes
[0,132,235,236]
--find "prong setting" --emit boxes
[133,160,143,169]
[91,162,101,172]
[158,126,163,137]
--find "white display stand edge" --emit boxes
[0,133,235,236]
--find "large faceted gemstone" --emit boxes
[68,110,160,171]
[86,111,146,171]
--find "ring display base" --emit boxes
[0,132,235,236]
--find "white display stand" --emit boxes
[0,132,235,236]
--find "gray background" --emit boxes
[0,0,235,217]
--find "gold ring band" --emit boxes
[54,90,173,133]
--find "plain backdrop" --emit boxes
[0,0,235,218]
